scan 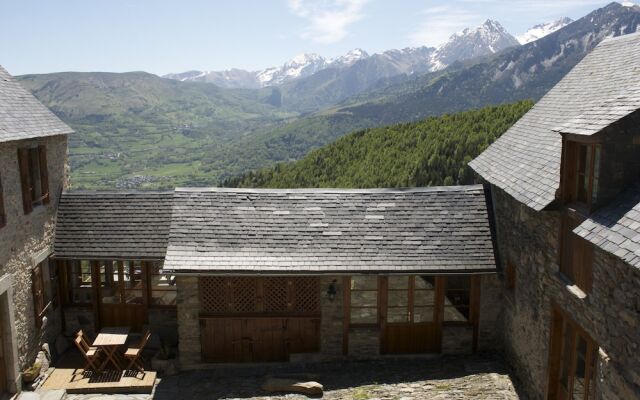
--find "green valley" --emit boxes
[223,100,533,188]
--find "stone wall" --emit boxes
[492,185,640,399]
[319,276,344,359]
[0,135,68,370]
[176,276,201,368]
[477,274,502,351]
[442,325,473,354]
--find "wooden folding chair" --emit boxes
[124,330,151,373]
[74,335,102,372]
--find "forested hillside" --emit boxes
[224,100,533,188]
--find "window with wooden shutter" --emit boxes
[17,145,50,214]
[505,261,516,292]
[0,173,5,228]
[560,213,593,294]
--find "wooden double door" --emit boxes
[380,276,443,354]
[200,317,319,363]
[199,276,321,363]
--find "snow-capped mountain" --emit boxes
[430,20,520,70]
[516,17,574,44]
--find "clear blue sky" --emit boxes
[0,0,626,76]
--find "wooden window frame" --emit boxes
[147,262,177,308]
[559,211,594,294]
[562,140,601,210]
[0,172,5,228]
[443,275,479,325]
[18,145,50,215]
[547,306,598,400]
[347,276,380,327]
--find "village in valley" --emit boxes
[1,1,640,399]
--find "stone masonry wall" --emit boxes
[477,274,502,351]
[492,185,640,399]
[319,276,344,359]
[0,135,68,369]
[176,276,201,368]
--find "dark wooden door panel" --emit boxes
[384,323,439,354]
[100,304,146,332]
[200,317,320,363]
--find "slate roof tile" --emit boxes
[574,182,640,269]
[469,33,640,211]
[54,191,173,259]
[163,186,497,274]
[0,65,73,142]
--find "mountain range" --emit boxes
[16,2,640,188]
[164,19,550,90]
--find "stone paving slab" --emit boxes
[66,356,521,400]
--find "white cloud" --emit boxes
[288,0,370,44]
[408,6,481,47]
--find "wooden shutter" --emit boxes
[32,263,45,328]
[0,173,5,227]
[17,147,33,214]
[38,145,50,204]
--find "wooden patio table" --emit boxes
[93,326,130,372]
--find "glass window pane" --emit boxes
[351,276,378,290]
[388,290,408,307]
[100,261,120,303]
[572,335,587,399]
[123,261,143,304]
[150,262,177,306]
[444,305,469,322]
[351,290,377,307]
[387,307,408,322]
[415,276,435,290]
[350,307,377,324]
[444,276,471,322]
[414,306,434,322]
[350,276,378,324]
[388,276,408,290]
[70,260,93,304]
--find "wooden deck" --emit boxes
[42,368,156,394]
[41,348,156,394]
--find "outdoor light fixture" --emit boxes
[327,279,337,301]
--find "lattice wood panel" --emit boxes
[200,276,319,314]
[294,277,320,313]
[199,277,228,313]
[231,277,257,313]
[264,277,290,312]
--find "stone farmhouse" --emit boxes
[470,32,640,399]
[1,32,640,400]
[0,65,73,395]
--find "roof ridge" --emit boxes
[174,185,485,194]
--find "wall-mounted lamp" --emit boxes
[326,279,337,302]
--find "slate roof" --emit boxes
[469,32,640,211]
[0,65,73,143]
[54,191,173,260]
[574,182,640,269]
[163,186,497,274]
[554,86,640,136]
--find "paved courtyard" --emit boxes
[64,355,522,400]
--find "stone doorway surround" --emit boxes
[0,274,20,395]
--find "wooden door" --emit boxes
[381,276,441,354]
[97,261,147,331]
[547,308,598,400]
[199,276,320,363]
[0,320,6,396]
